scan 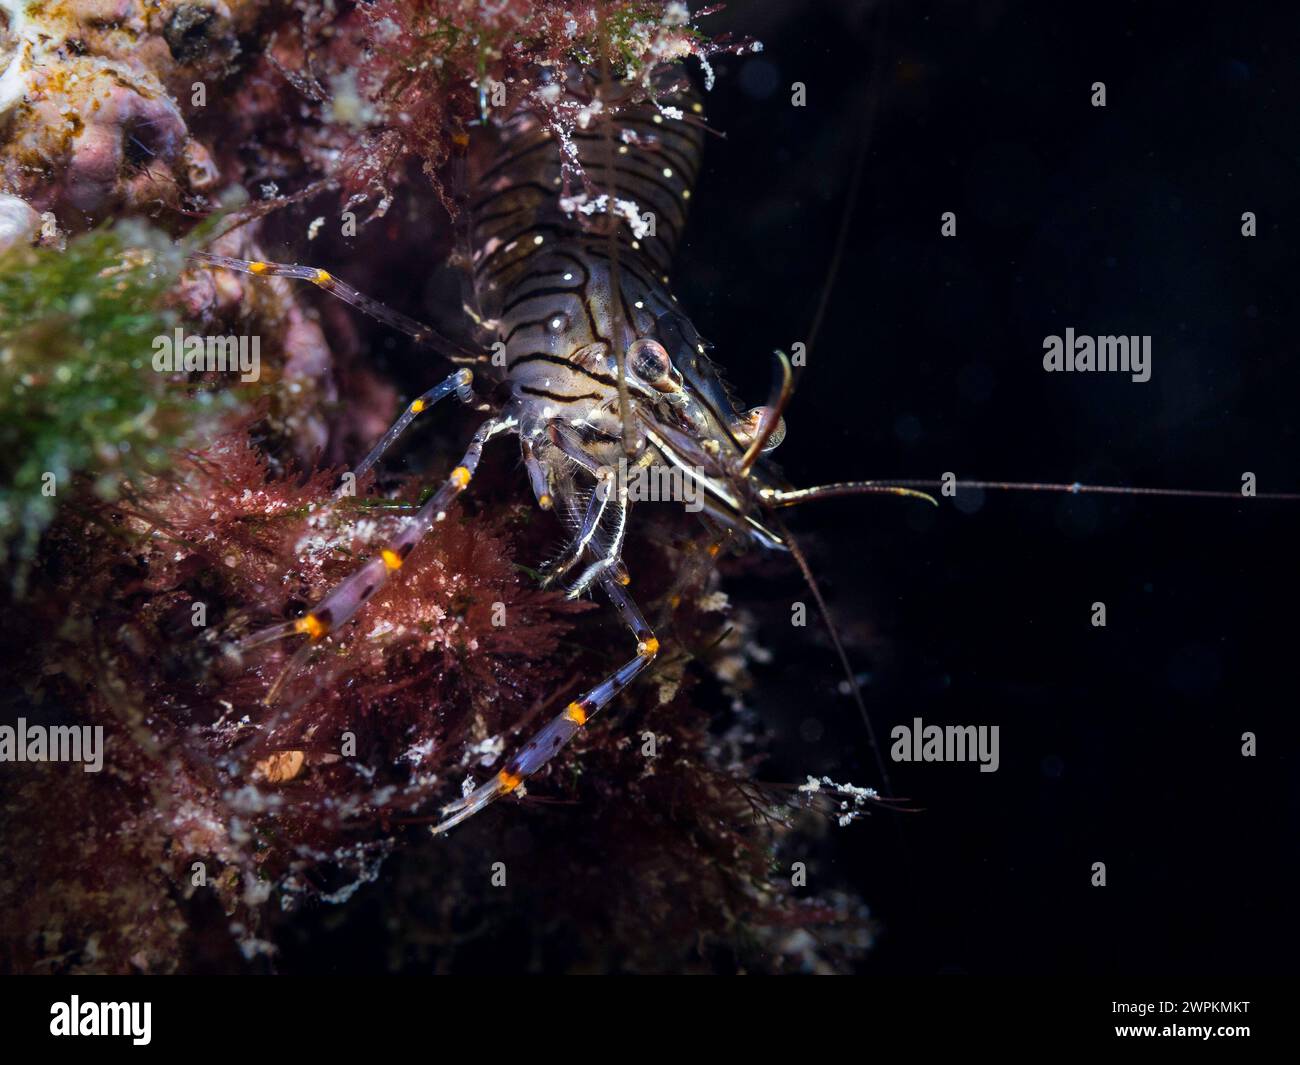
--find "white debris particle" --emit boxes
[663,2,691,27]
[235,933,277,960]
[307,216,325,240]
[559,193,652,239]
[799,775,879,826]
[696,55,715,91]
[698,591,729,613]
[226,784,283,815]
[575,98,603,129]
[460,734,505,767]
[317,849,386,905]
[326,69,377,129]
[372,17,402,44]
[242,873,273,907]
[402,737,436,765]
[656,675,680,705]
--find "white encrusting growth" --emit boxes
[798,775,880,827]
[559,192,654,239]
[0,1,35,116]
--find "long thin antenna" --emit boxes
[803,2,890,365]
[764,480,937,507]
[772,515,893,798]
[886,479,1300,501]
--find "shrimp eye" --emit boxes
[628,338,678,392]
[731,405,787,453]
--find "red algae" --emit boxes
[0,2,875,974]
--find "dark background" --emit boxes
[681,0,1299,975]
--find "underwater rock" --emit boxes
[0,1,869,975]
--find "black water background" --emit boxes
[687,0,1299,975]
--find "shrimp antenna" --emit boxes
[763,481,939,507]
[762,475,1300,508]
[802,1,890,368]
[771,514,894,799]
[884,479,1300,502]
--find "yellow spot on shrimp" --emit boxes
[638,637,660,657]
[498,769,523,793]
[410,398,426,413]
[381,549,403,570]
[565,702,588,726]
[294,613,328,640]
[451,466,472,488]
[314,269,332,285]
[248,261,269,274]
